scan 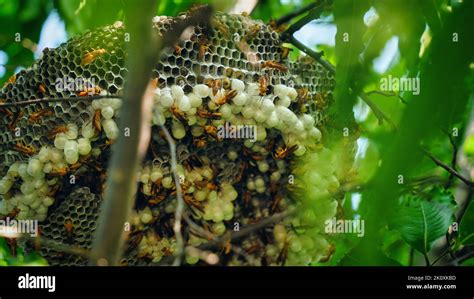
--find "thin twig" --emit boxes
[359,92,397,130]
[274,1,320,26]
[441,128,459,188]
[422,149,473,187]
[159,126,185,266]
[287,35,335,74]
[364,90,407,104]
[21,234,90,259]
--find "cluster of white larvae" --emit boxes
[137,231,176,263]
[151,78,322,155]
[0,94,122,221]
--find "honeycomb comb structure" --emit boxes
[1,11,338,266]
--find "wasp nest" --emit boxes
[0,11,341,266]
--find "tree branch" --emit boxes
[422,149,473,187]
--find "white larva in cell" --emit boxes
[301,114,315,129]
[309,127,322,141]
[7,162,20,179]
[208,101,218,111]
[50,148,63,164]
[227,150,238,161]
[81,122,95,139]
[193,84,211,98]
[232,92,247,106]
[287,87,298,100]
[171,85,185,100]
[54,133,68,150]
[294,145,307,156]
[265,111,279,128]
[37,147,50,163]
[29,198,41,209]
[42,162,53,174]
[109,98,123,110]
[153,88,161,104]
[246,83,259,96]
[101,106,115,120]
[294,120,305,133]
[261,98,275,115]
[258,161,269,173]
[152,111,166,126]
[274,84,289,98]
[219,104,232,119]
[77,138,92,155]
[254,109,267,123]
[42,196,54,207]
[21,193,36,205]
[92,147,101,158]
[162,176,173,189]
[231,79,245,92]
[150,170,163,182]
[65,123,78,139]
[188,92,202,108]
[276,96,291,108]
[20,181,35,195]
[33,178,45,189]
[0,178,13,195]
[188,107,197,115]
[18,163,29,180]
[187,115,197,126]
[172,120,186,139]
[161,93,174,108]
[241,106,255,119]
[103,119,119,140]
[64,140,78,155]
[256,127,267,141]
[191,126,204,137]
[27,158,43,177]
[92,99,102,110]
[65,151,79,165]
[36,204,48,215]
[178,95,191,112]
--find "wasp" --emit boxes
[234,162,247,183]
[296,87,310,113]
[49,167,69,177]
[198,37,211,60]
[125,231,144,255]
[276,238,289,265]
[78,86,101,97]
[81,48,107,65]
[170,105,187,123]
[270,193,283,214]
[5,74,16,86]
[13,142,36,155]
[197,109,221,119]
[46,185,60,198]
[273,144,299,159]
[193,136,207,148]
[7,110,23,131]
[243,147,264,161]
[205,78,222,96]
[215,89,237,106]
[93,109,102,136]
[269,19,287,33]
[243,24,261,41]
[211,17,230,38]
[281,45,292,60]
[173,44,183,56]
[183,154,203,172]
[204,125,220,140]
[183,194,204,212]
[47,125,68,139]
[258,75,269,96]
[313,91,328,110]
[148,194,166,206]
[243,190,252,208]
[64,219,74,241]
[28,108,53,123]
[0,99,13,117]
[319,244,336,263]
[261,60,288,72]
[38,83,48,96]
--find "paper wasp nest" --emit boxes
[0,11,339,266]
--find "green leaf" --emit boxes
[391,200,454,254]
